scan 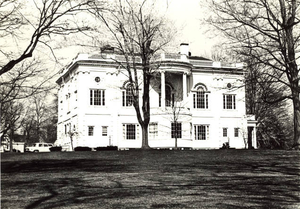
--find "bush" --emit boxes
[74,147,92,151]
[50,146,62,152]
[95,146,118,151]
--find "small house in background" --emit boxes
[0,134,25,152]
[56,44,257,150]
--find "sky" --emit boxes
[0,0,220,78]
[165,0,217,57]
[53,0,218,67]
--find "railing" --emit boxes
[164,53,181,60]
[190,60,213,67]
[72,53,243,70]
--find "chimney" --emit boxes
[180,43,189,56]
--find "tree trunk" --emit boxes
[10,128,14,152]
[140,68,151,149]
[141,125,150,149]
[292,91,300,149]
[70,136,74,151]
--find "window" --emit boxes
[159,85,174,107]
[123,124,139,140]
[90,89,105,106]
[223,128,228,137]
[223,94,236,109]
[193,86,208,109]
[171,122,182,138]
[66,93,70,112]
[122,83,134,106]
[88,126,94,136]
[149,123,158,139]
[234,128,239,137]
[102,126,108,136]
[194,125,209,140]
[166,85,174,107]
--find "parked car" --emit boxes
[25,143,53,152]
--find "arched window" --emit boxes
[122,82,134,106]
[193,85,209,109]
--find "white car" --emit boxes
[25,143,53,152]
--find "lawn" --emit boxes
[1,149,300,209]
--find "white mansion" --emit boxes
[56,44,257,150]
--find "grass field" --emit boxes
[1,149,300,209]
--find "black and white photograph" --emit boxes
[1,0,299,208]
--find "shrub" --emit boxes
[50,146,62,152]
[74,147,92,151]
[95,146,118,151]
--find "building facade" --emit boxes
[56,44,257,150]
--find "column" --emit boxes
[161,71,165,108]
[183,73,187,102]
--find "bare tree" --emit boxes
[90,0,174,149]
[67,129,78,151]
[0,0,104,76]
[0,59,55,107]
[32,94,48,143]
[0,100,24,152]
[207,0,300,148]
[169,101,185,150]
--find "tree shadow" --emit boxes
[25,185,58,209]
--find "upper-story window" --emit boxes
[193,85,208,109]
[122,83,134,106]
[223,94,236,109]
[90,89,105,106]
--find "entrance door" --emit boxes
[247,127,253,149]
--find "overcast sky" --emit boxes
[165,0,216,57]
[54,0,217,66]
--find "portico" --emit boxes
[159,67,191,108]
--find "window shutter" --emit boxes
[193,94,196,108]
[123,124,125,140]
[122,91,125,106]
[233,95,236,109]
[102,90,105,105]
[90,90,93,105]
[206,125,209,140]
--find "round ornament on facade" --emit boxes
[95,77,101,83]
[227,83,232,88]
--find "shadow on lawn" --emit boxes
[1,150,300,209]
[25,186,58,209]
